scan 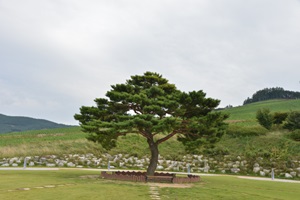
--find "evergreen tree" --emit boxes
[256,108,273,130]
[283,111,300,131]
[74,72,228,175]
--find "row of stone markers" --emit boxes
[1,153,300,178]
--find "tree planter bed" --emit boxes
[146,175,174,183]
[100,171,200,183]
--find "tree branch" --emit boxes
[129,103,143,115]
[116,132,129,136]
[139,130,152,140]
[156,131,178,145]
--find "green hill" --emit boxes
[0,113,71,134]
[212,99,300,159]
[223,99,300,126]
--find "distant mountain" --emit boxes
[0,113,71,134]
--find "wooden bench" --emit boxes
[146,175,174,183]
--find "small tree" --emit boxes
[283,111,300,131]
[256,108,273,130]
[74,72,228,175]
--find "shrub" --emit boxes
[256,108,273,130]
[283,111,300,130]
[204,146,229,156]
[289,130,300,141]
[273,112,288,125]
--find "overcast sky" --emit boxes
[1,0,300,125]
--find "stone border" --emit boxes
[2,154,300,179]
[173,174,200,183]
[100,171,200,183]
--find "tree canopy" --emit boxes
[74,72,228,175]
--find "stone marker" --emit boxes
[23,158,27,169]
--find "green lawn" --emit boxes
[161,176,300,200]
[0,169,149,200]
[0,170,299,200]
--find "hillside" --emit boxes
[223,99,300,126]
[1,100,300,179]
[1,99,300,155]
[0,113,71,134]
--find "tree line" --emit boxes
[243,87,300,105]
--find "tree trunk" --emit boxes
[146,138,159,176]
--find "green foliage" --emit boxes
[256,108,273,130]
[216,132,300,160]
[243,87,300,105]
[289,130,300,141]
[74,72,228,174]
[273,112,288,125]
[177,112,228,154]
[283,111,300,130]
[226,125,268,138]
[74,71,228,150]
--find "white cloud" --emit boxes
[0,0,300,124]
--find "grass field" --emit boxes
[0,169,299,200]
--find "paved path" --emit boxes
[148,184,161,200]
[237,176,300,183]
[0,167,59,170]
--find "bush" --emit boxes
[226,125,268,138]
[289,130,300,141]
[273,112,288,125]
[256,108,273,130]
[283,111,300,130]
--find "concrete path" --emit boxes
[0,167,59,170]
[237,176,300,183]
